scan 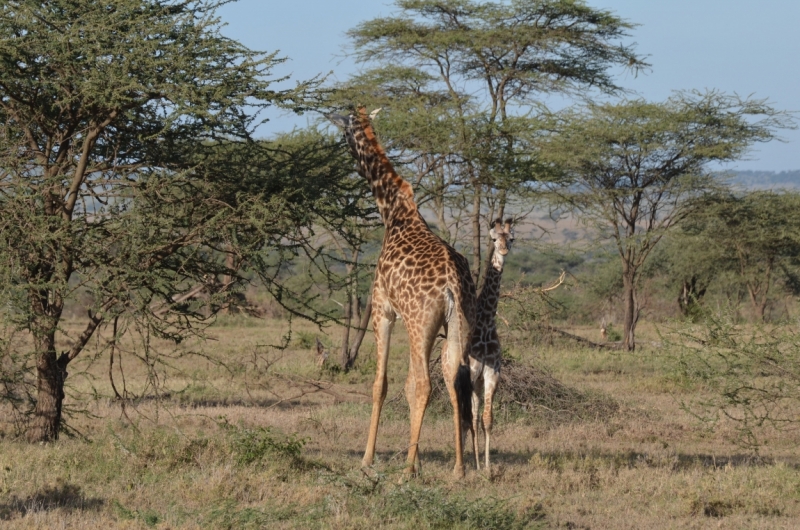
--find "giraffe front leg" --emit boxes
[362,302,394,469]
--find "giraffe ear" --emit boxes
[326,113,350,129]
[369,108,382,120]
[489,228,498,240]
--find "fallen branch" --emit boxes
[534,323,624,350]
[266,373,370,407]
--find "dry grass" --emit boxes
[1,316,800,529]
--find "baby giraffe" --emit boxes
[445,218,514,472]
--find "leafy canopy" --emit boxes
[0,1,368,434]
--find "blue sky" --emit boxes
[218,0,800,171]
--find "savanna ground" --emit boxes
[1,315,799,529]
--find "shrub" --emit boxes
[221,422,306,467]
[667,312,800,450]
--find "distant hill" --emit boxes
[727,170,800,190]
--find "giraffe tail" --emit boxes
[456,364,473,428]
[445,287,473,429]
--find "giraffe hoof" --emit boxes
[397,465,418,484]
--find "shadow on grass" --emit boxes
[346,447,800,472]
[0,483,104,520]
[110,394,336,411]
[529,448,800,470]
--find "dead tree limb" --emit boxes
[534,323,624,350]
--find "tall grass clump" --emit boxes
[376,484,546,529]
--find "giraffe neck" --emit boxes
[352,113,421,227]
[477,254,504,327]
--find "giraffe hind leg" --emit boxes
[404,326,435,477]
[442,339,471,474]
[403,356,421,474]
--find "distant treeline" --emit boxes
[729,170,800,189]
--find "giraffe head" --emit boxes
[326,107,382,163]
[488,218,515,267]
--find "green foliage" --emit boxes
[222,423,307,467]
[680,190,800,320]
[349,0,645,97]
[503,245,583,288]
[205,500,300,528]
[605,323,622,342]
[292,331,317,350]
[667,312,800,450]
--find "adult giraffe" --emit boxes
[328,107,476,478]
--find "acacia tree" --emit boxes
[343,0,646,285]
[543,92,791,350]
[648,231,721,320]
[684,191,800,321]
[0,0,360,442]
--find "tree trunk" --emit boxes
[340,292,353,370]
[220,250,236,315]
[752,258,772,322]
[622,272,637,352]
[678,276,706,320]
[471,183,482,286]
[431,165,451,244]
[345,294,372,372]
[27,330,66,442]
